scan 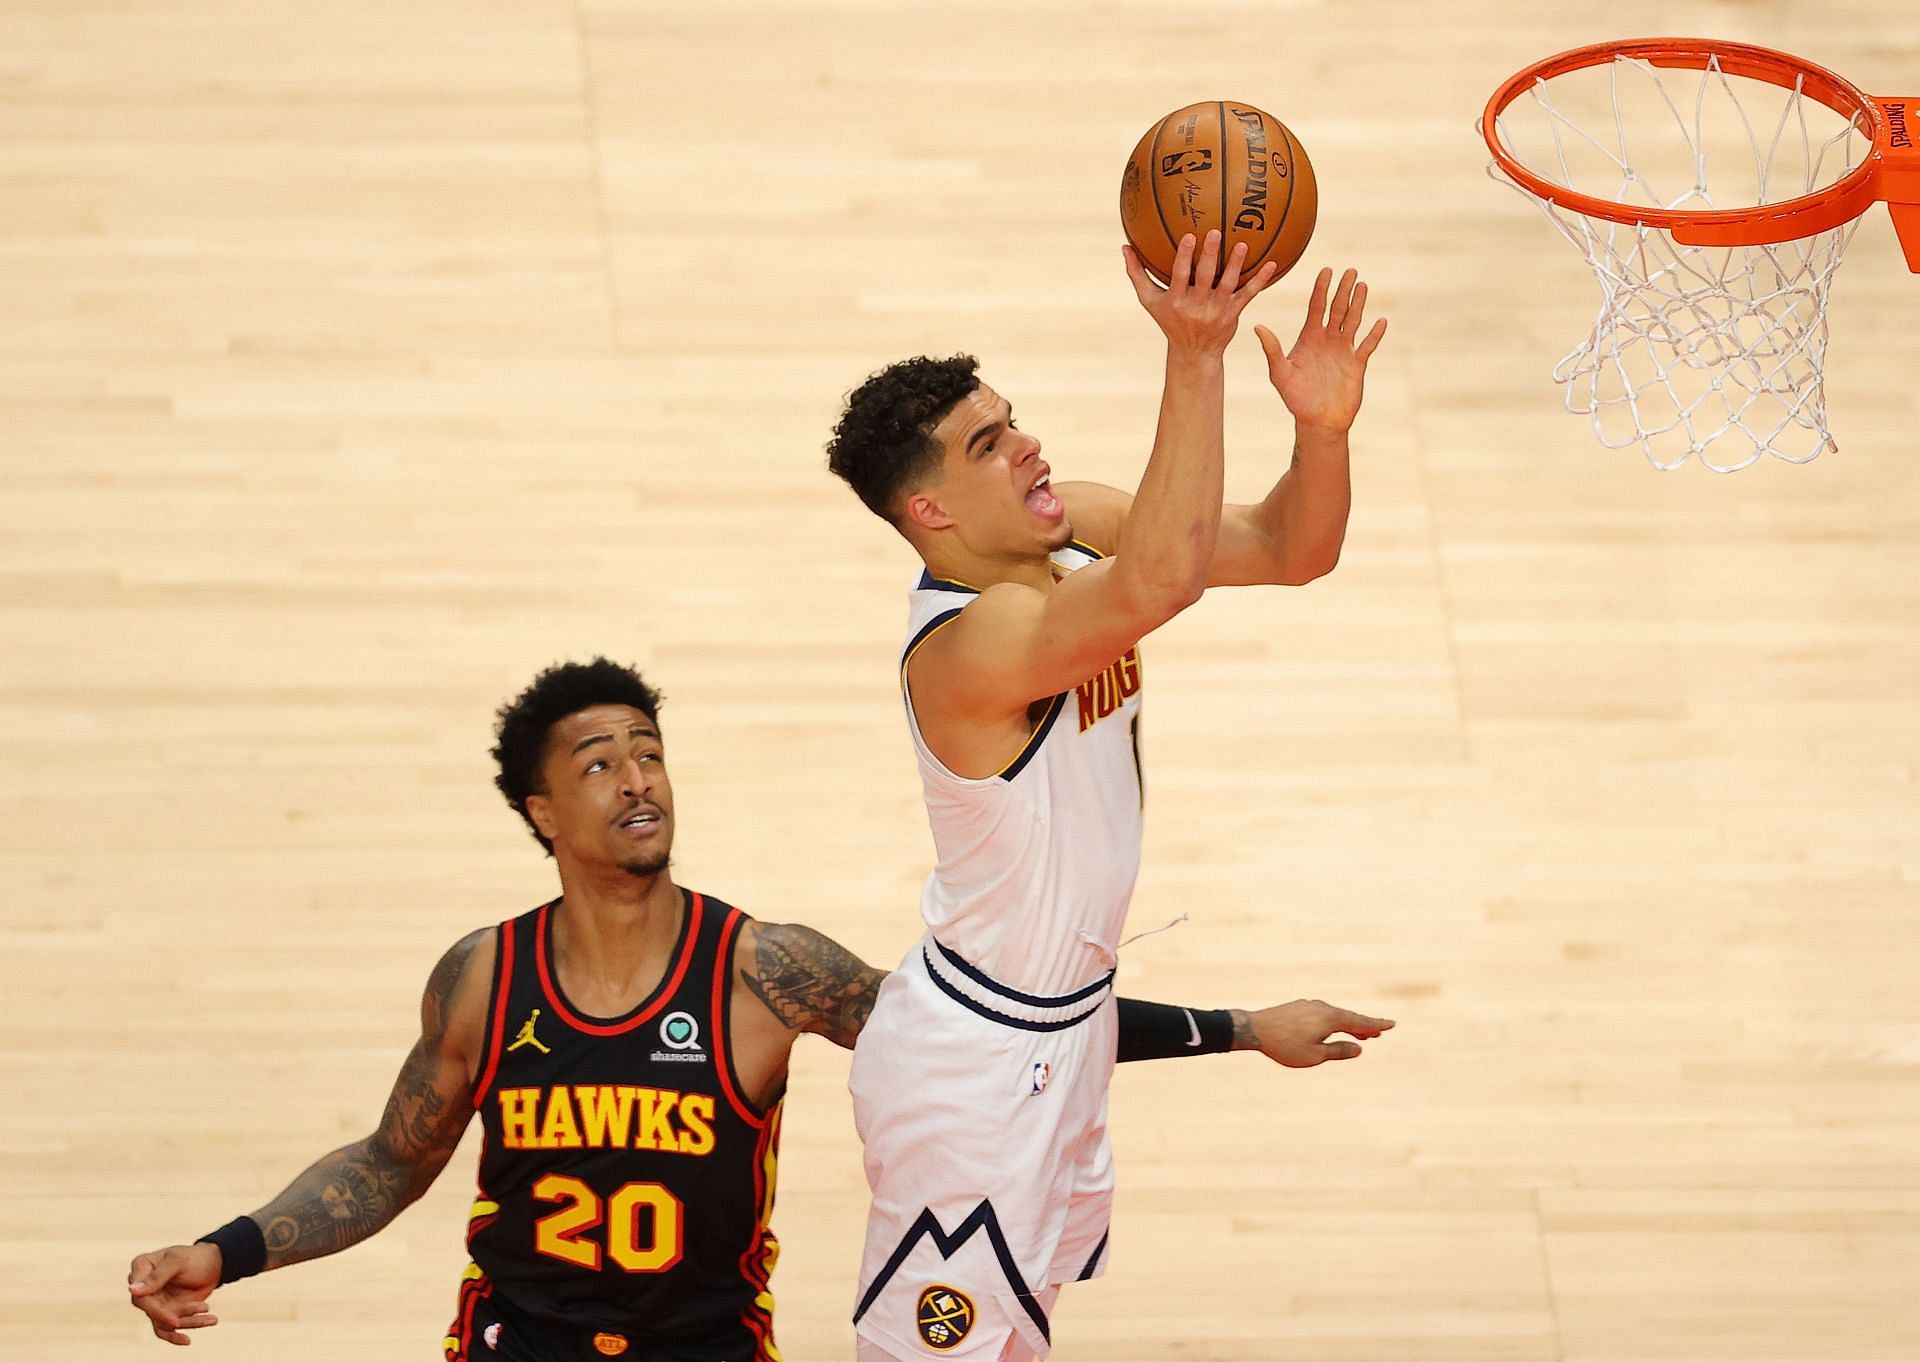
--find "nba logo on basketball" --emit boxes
[1030,1061,1051,1095]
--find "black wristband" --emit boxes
[196,1215,267,1285]
[1115,998,1235,1062]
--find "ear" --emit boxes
[524,793,558,843]
[902,490,953,532]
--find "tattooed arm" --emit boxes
[738,921,887,1051]
[126,929,492,1346]
[252,927,489,1265]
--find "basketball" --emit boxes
[1120,101,1318,286]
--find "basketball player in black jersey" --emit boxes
[126,658,1390,1359]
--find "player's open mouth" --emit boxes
[615,808,664,835]
[1024,470,1062,519]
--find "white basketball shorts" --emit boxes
[848,935,1117,1359]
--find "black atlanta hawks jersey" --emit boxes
[448,891,781,1362]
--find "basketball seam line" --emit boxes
[1273,120,1301,263]
[1147,113,1177,270]
[1217,100,1228,270]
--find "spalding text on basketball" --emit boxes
[1229,106,1271,231]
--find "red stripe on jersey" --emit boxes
[534,895,704,1036]
[471,923,516,1108]
[445,1270,491,1361]
[740,1300,777,1361]
[711,909,770,1128]
[739,1106,781,1291]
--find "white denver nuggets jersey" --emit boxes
[900,540,1146,999]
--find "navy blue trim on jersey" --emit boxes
[852,1200,1050,1344]
[931,938,1113,1008]
[922,948,1109,1032]
[1075,1229,1109,1281]
[901,608,966,669]
[1128,712,1145,807]
[915,569,978,595]
[997,690,1066,782]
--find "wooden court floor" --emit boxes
[1,2,1916,1359]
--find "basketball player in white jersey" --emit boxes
[825,231,1391,1360]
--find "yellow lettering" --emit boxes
[539,1086,582,1150]
[575,1085,636,1149]
[606,1183,682,1272]
[677,1094,716,1155]
[635,1088,680,1151]
[531,1174,600,1270]
[1078,650,1143,732]
[498,1088,541,1149]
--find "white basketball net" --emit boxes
[1491,54,1872,470]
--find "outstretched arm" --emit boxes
[126,929,490,1346]
[735,921,1395,1074]
[1116,996,1394,1067]
[250,931,486,1265]
[1059,265,1388,590]
[1227,265,1386,585]
[913,232,1283,716]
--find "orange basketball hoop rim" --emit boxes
[1483,37,1920,266]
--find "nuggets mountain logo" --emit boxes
[916,1284,975,1351]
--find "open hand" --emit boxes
[1124,230,1281,357]
[1239,998,1394,1068]
[128,1244,222,1346]
[1254,266,1387,433]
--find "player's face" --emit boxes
[921,385,1072,557]
[531,704,675,877]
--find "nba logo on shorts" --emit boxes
[1030,1061,1051,1095]
[482,1322,502,1351]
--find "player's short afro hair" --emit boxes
[826,354,980,524]
[492,657,664,855]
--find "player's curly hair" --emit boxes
[826,354,981,524]
[492,657,664,855]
